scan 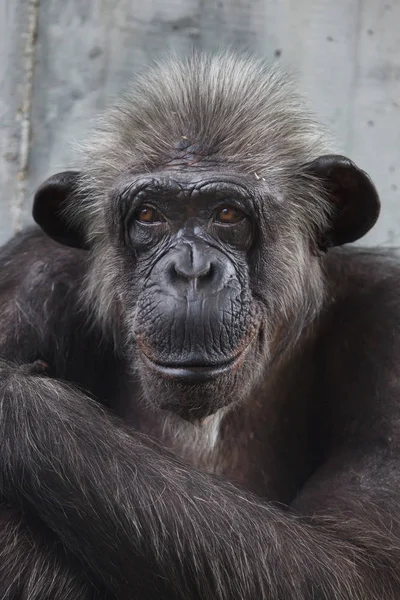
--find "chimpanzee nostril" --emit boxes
[173,259,212,281]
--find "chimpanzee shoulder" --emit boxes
[0,226,87,296]
[316,246,400,428]
[0,227,117,399]
[324,245,400,310]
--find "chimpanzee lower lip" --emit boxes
[140,353,237,381]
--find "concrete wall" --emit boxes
[1,0,400,245]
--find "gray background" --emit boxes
[1,0,400,246]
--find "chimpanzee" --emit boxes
[0,52,399,599]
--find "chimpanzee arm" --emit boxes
[0,506,109,599]
[0,232,114,598]
[1,360,399,600]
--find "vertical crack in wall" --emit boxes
[13,0,40,233]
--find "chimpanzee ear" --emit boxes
[32,171,89,250]
[305,155,381,248]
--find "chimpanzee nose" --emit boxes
[174,245,211,279]
[167,242,219,291]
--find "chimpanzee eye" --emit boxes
[135,205,165,224]
[215,205,245,225]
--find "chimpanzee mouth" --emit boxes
[139,342,255,383]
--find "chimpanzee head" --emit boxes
[33,53,380,420]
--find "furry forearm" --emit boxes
[0,366,397,600]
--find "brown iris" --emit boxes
[136,206,164,224]
[215,205,245,224]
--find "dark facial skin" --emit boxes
[112,172,265,419]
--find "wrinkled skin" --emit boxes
[114,174,262,418]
